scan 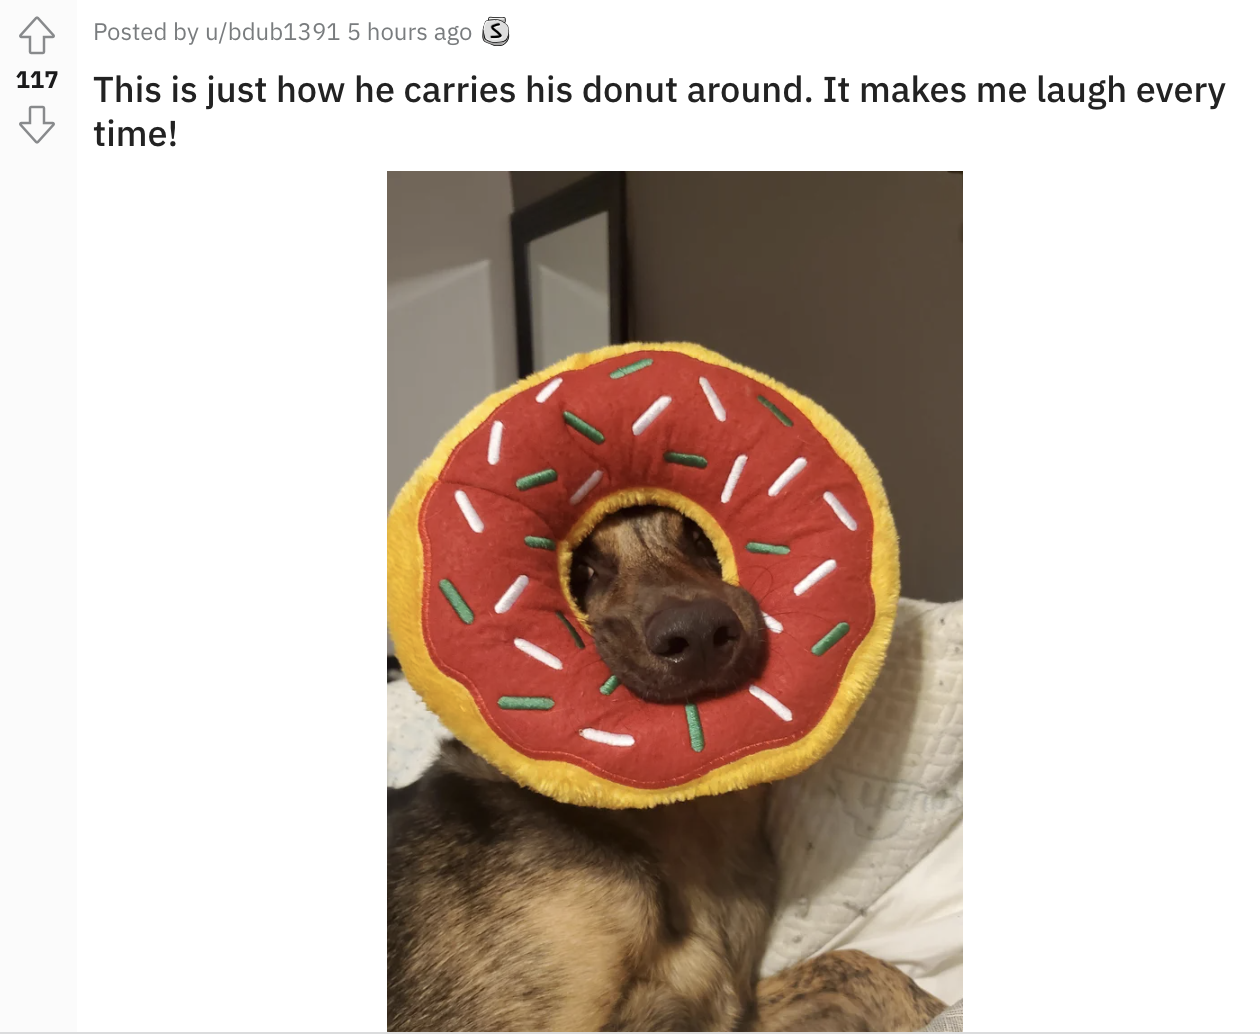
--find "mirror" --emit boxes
[528,212,610,372]
[511,173,627,377]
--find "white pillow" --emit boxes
[387,677,447,788]
[834,814,963,1004]
[761,599,963,982]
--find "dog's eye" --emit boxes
[685,522,717,554]
[686,523,710,552]
[569,560,600,609]
[571,561,598,593]
[683,520,721,573]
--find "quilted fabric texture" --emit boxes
[921,999,964,1032]
[388,677,447,789]
[760,598,963,976]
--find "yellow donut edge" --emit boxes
[387,343,900,808]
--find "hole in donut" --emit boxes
[568,505,766,705]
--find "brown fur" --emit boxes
[570,506,766,703]
[388,507,944,1031]
[755,950,947,1032]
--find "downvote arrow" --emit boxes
[19,17,55,54]
[20,106,54,143]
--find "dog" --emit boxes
[388,506,945,1031]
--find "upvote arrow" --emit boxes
[20,106,54,143]
[19,17,55,54]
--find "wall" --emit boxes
[626,172,962,603]
[387,172,516,506]
[510,171,962,602]
[529,211,612,369]
[510,171,593,210]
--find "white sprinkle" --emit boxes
[761,612,783,634]
[632,395,672,435]
[824,491,858,531]
[454,490,484,533]
[699,377,726,421]
[514,638,563,670]
[721,454,748,504]
[793,559,837,596]
[749,685,793,722]
[487,421,504,465]
[569,469,604,505]
[535,377,562,403]
[579,728,635,748]
[493,575,529,614]
[768,457,807,497]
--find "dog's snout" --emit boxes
[574,506,766,702]
[644,598,743,678]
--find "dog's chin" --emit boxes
[601,644,766,706]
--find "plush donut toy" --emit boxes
[388,343,899,808]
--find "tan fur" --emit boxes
[388,507,944,1031]
[755,950,946,1031]
[571,506,765,703]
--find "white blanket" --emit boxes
[761,598,963,997]
[387,597,963,1001]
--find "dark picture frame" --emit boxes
[510,172,628,378]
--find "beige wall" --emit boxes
[511,171,962,602]
[387,172,516,506]
[631,172,961,603]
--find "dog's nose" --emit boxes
[644,599,743,678]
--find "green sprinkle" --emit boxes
[524,535,556,550]
[664,451,708,468]
[811,621,851,656]
[600,674,620,696]
[746,541,790,555]
[556,611,585,649]
[757,395,793,427]
[685,703,705,752]
[498,696,554,710]
[438,579,474,625]
[516,468,558,490]
[563,411,605,444]
[609,357,653,379]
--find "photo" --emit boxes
[385,171,963,1032]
